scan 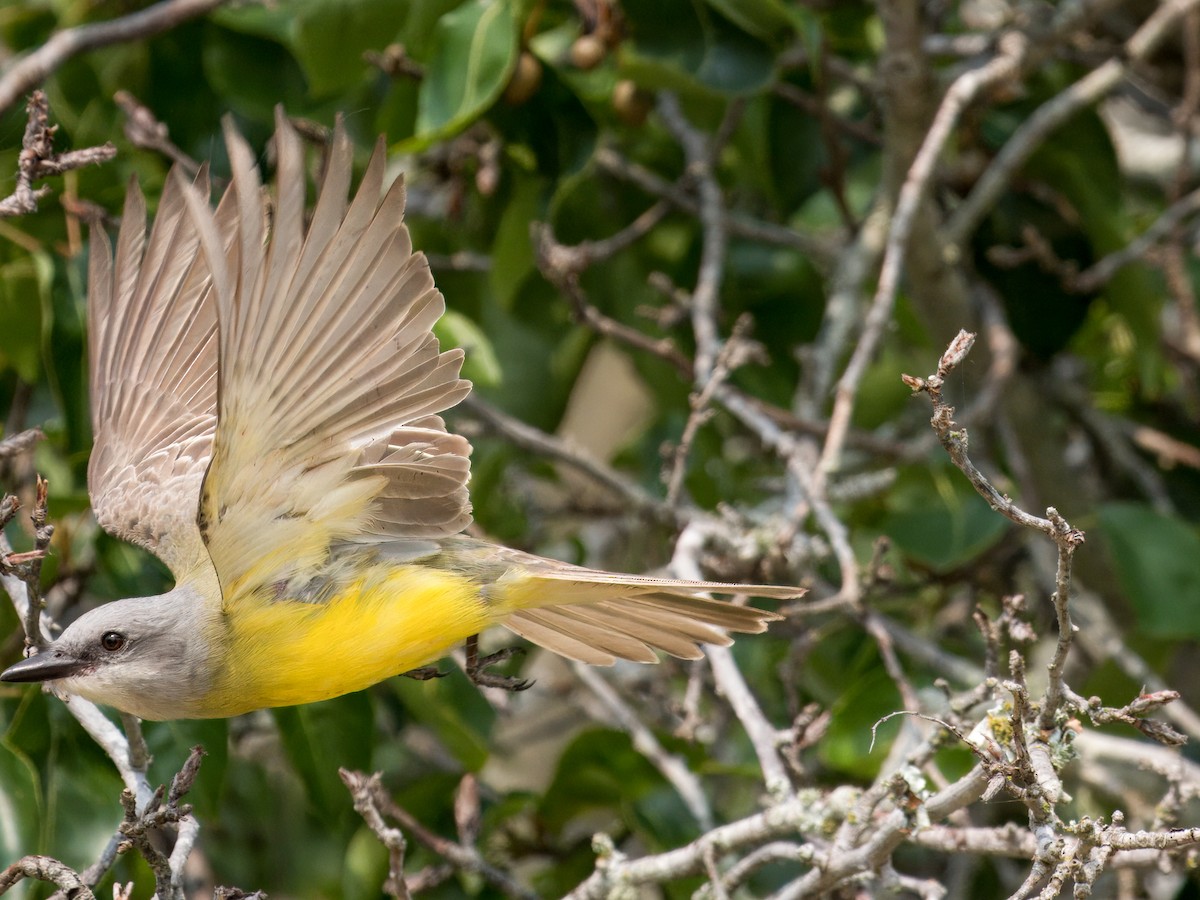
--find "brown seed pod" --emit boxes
[504,52,543,105]
[613,79,653,126]
[570,34,606,70]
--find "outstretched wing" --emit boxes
[87,169,230,580]
[182,110,472,598]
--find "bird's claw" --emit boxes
[465,636,532,692]
[400,665,447,682]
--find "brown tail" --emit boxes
[498,568,800,665]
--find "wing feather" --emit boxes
[183,109,472,597]
[88,169,224,579]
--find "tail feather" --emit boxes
[500,575,794,665]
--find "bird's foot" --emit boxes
[465,635,532,691]
[400,665,446,681]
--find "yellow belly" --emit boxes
[206,564,492,717]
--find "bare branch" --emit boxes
[0,92,115,218]
[0,857,95,899]
[0,0,229,115]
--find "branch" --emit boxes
[946,0,1200,245]
[816,34,1027,491]
[0,0,229,115]
[902,331,1087,730]
[117,746,207,900]
[341,769,538,900]
[0,857,94,899]
[0,92,115,218]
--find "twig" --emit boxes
[341,769,538,900]
[341,770,412,900]
[672,522,793,799]
[116,746,207,900]
[533,200,672,274]
[1070,186,1200,292]
[533,225,694,377]
[664,315,763,506]
[0,0,229,115]
[114,91,202,177]
[592,147,837,266]
[0,92,116,218]
[902,331,1086,730]
[947,0,1200,246]
[817,34,1027,491]
[0,428,43,461]
[0,857,95,899]
[572,662,715,830]
[364,44,426,80]
[459,395,679,524]
[0,478,53,649]
[564,765,989,899]
[657,92,730,383]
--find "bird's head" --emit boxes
[0,588,217,720]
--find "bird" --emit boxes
[0,110,801,720]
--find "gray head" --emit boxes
[1,587,216,720]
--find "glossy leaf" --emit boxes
[410,0,519,147]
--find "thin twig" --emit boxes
[0,0,229,115]
[817,34,1027,491]
[0,857,95,899]
[572,662,715,830]
[0,92,115,218]
[114,91,203,177]
[341,769,539,900]
[947,0,1200,246]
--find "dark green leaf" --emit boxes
[273,692,374,818]
[1099,503,1200,638]
[390,666,495,771]
[880,464,1009,572]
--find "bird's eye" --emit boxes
[100,631,126,652]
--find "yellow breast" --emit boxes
[205,564,492,717]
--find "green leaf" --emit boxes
[0,256,46,383]
[408,0,519,149]
[290,0,404,96]
[820,664,899,779]
[46,250,88,454]
[273,692,374,819]
[538,728,668,833]
[343,825,389,900]
[880,464,1008,572]
[201,27,309,124]
[620,0,776,96]
[435,308,502,388]
[488,174,543,310]
[0,734,42,859]
[1099,503,1200,638]
[702,0,798,43]
[390,666,495,771]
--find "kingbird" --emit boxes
[0,112,800,720]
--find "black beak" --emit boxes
[1,649,86,683]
